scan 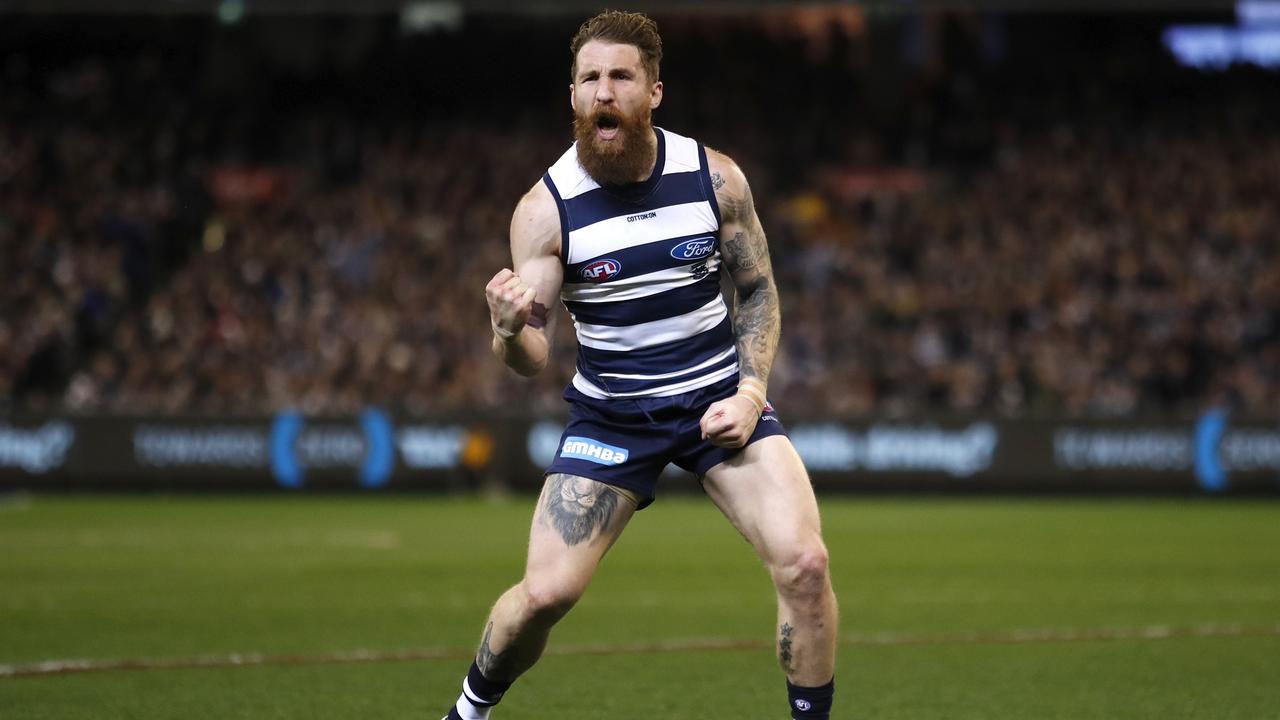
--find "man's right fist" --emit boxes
[486,268,537,339]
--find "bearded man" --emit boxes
[443,10,838,720]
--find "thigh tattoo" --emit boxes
[541,474,620,546]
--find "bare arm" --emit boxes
[698,149,781,447]
[711,150,780,394]
[486,182,563,377]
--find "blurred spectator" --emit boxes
[2,14,1277,418]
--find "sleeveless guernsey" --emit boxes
[542,127,735,400]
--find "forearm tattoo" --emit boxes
[476,621,516,681]
[779,621,796,674]
[540,474,619,546]
[733,279,779,381]
[720,178,780,384]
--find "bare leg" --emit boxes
[473,473,638,682]
[702,436,838,686]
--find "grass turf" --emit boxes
[1,494,1278,718]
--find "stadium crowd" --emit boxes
[3,15,1277,418]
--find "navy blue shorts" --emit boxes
[545,376,788,509]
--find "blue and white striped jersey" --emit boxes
[543,127,735,399]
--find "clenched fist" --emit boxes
[699,395,761,449]
[486,268,537,339]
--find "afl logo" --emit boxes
[581,259,622,281]
[670,237,715,260]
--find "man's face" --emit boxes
[571,40,663,185]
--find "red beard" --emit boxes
[573,104,656,187]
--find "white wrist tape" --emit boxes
[736,378,767,412]
[492,320,517,340]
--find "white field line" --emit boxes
[2,623,1277,679]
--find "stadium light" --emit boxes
[1164,0,1280,68]
[400,1,462,32]
[216,0,244,24]
[1238,0,1280,25]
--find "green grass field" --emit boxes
[1,494,1278,719]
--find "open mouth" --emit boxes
[595,114,620,141]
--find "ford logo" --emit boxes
[580,259,622,281]
[670,237,715,260]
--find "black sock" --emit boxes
[787,677,834,720]
[447,662,514,719]
[463,661,512,708]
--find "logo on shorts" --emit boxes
[581,259,622,281]
[560,436,629,465]
[670,237,715,260]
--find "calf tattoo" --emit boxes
[476,621,516,681]
[541,474,619,546]
[779,622,796,674]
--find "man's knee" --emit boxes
[519,576,584,624]
[770,542,831,601]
